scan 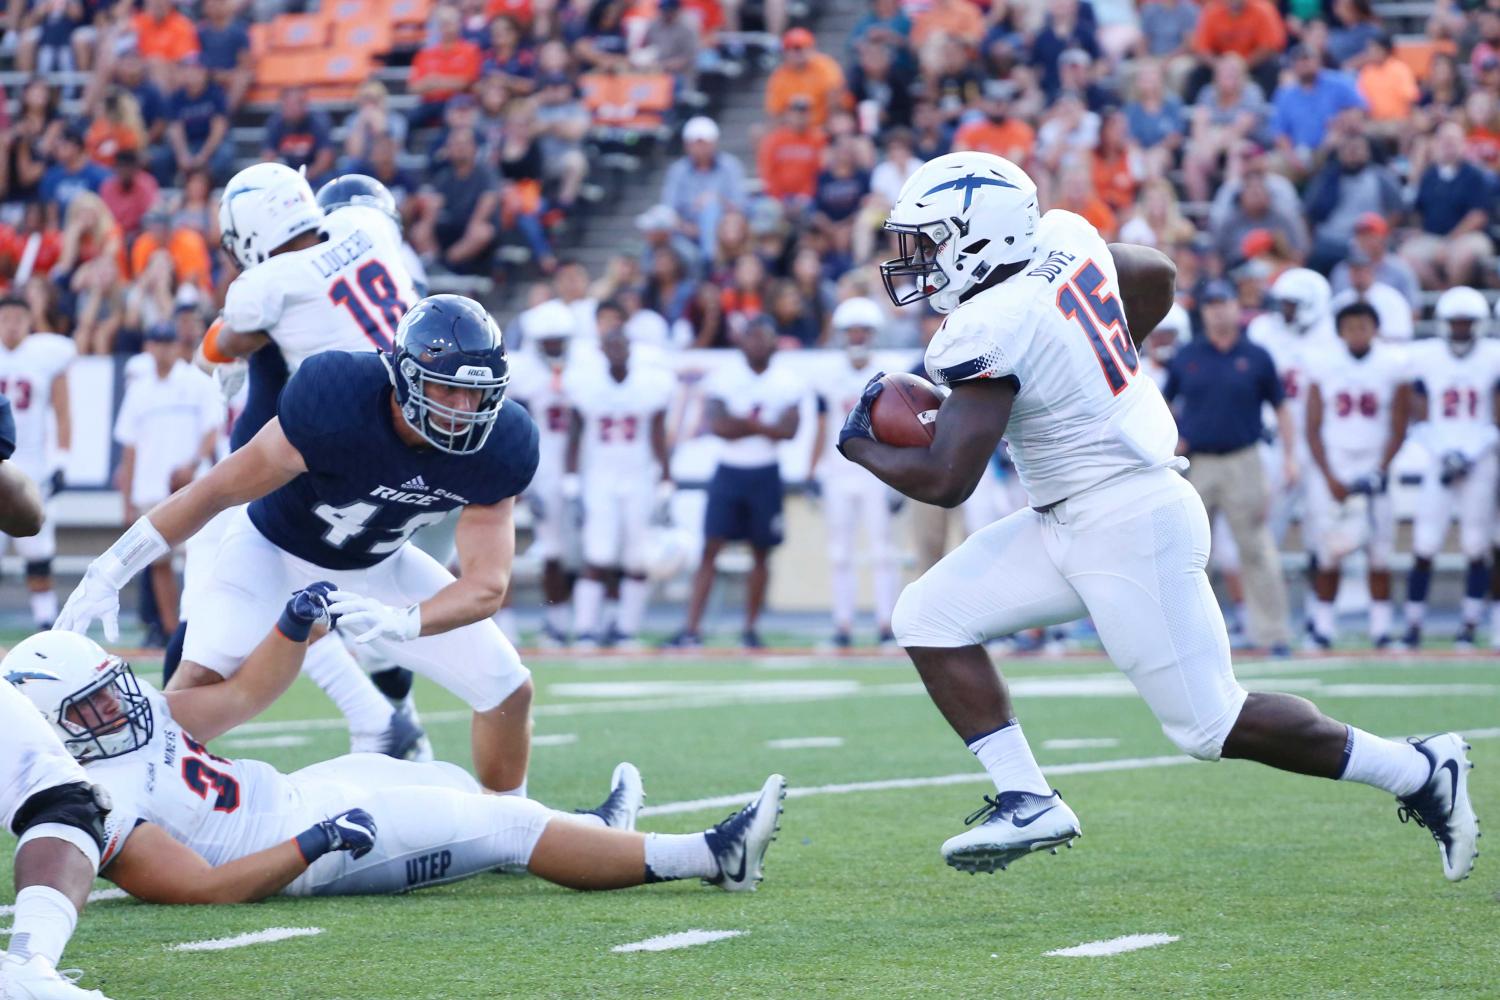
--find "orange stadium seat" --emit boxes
[268,12,329,50]
[580,72,674,132]
[249,47,372,104]
[333,19,395,58]
[1394,39,1455,82]
[389,0,435,47]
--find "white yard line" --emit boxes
[611,930,744,953]
[1046,933,1180,957]
[1043,738,1120,750]
[532,733,578,747]
[169,927,323,953]
[222,735,311,749]
[766,737,844,749]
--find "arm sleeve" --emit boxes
[222,267,286,335]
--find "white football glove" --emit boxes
[213,358,247,404]
[327,590,421,644]
[53,565,122,642]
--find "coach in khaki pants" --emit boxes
[1164,281,1294,653]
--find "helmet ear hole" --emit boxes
[962,239,991,255]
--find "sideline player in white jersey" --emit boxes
[508,299,579,645]
[1247,267,1336,640]
[839,151,1477,882]
[0,297,74,630]
[1304,300,1411,647]
[5,610,784,906]
[0,398,112,1000]
[1403,287,1500,649]
[564,314,674,649]
[187,164,429,761]
[809,297,900,648]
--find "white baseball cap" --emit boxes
[682,116,720,143]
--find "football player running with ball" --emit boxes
[56,295,540,795]
[837,151,1479,882]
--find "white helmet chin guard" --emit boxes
[880,152,1039,314]
[218,162,324,271]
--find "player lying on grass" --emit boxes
[838,150,1479,883]
[6,584,785,901]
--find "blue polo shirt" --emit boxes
[1271,71,1366,151]
[1414,162,1492,236]
[1164,333,1283,454]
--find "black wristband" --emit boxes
[294,823,333,863]
[277,603,315,644]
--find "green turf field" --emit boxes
[3,647,1498,999]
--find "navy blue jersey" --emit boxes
[229,343,290,451]
[248,351,539,570]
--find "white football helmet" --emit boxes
[522,300,577,343]
[3,631,154,762]
[1155,303,1191,344]
[1436,285,1489,355]
[880,151,1039,313]
[1269,268,1332,336]
[217,162,324,271]
[832,296,884,332]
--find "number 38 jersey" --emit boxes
[1407,338,1500,457]
[88,685,294,869]
[923,210,1180,507]
[222,205,417,372]
[247,352,539,570]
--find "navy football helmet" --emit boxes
[316,174,399,224]
[387,294,510,455]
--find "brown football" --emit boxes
[870,372,943,447]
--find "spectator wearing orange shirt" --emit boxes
[132,0,200,90]
[410,6,484,128]
[1190,0,1286,97]
[757,97,827,207]
[952,81,1036,164]
[765,28,846,129]
[1053,162,1117,240]
[1091,110,1141,214]
[1356,34,1418,133]
[912,0,985,50]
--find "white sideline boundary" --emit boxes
[169,927,323,953]
[612,930,745,953]
[1046,933,1180,957]
[767,737,844,749]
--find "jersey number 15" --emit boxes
[328,260,409,352]
[1056,260,1137,395]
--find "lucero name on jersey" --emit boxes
[310,228,377,279]
[247,352,539,570]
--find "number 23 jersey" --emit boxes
[222,205,417,371]
[923,210,1180,507]
[247,351,540,570]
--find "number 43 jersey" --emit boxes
[248,351,540,570]
[923,210,1181,508]
[222,205,417,370]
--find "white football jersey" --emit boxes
[507,351,573,484]
[1246,314,1330,443]
[0,333,74,482]
[1408,338,1500,457]
[818,355,885,481]
[923,210,1181,507]
[1307,340,1408,457]
[222,205,418,371]
[87,686,295,869]
[563,362,675,482]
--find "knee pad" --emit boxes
[12,782,110,867]
[890,578,973,649]
[1158,684,1247,762]
[23,559,51,580]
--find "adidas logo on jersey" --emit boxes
[401,475,429,491]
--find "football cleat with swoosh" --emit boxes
[942,790,1081,874]
[704,774,786,892]
[1397,733,1479,882]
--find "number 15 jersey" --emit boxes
[222,205,417,371]
[923,210,1181,508]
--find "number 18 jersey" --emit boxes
[222,205,417,371]
[923,210,1181,507]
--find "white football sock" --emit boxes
[28,590,57,628]
[7,885,77,965]
[968,720,1051,796]
[302,635,392,738]
[545,603,570,635]
[1312,600,1336,641]
[643,833,715,882]
[617,577,651,637]
[1462,597,1484,628]
[572,578,605,638]
[1338,726,1429,797]
[1369,600,1392,640]
[1404,600,1426,629]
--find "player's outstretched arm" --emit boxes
[1108,243,1178,346]
[841,379,1014,508]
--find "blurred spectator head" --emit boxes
[174,301,206,349]
[490,15,522,51]
[1238,171,1271,217]
[0,296,32,348]
[556,259,591,301]
[113,50,148,88]
[785,94,814,130]
[737,312,778,366]
[1213,52,1248,94]
[682,116,721,165]
[1132,60,1166,102]
[1335,132,1371,172]
[435,5,463,43]
[782,27,816,69]
[444,126,480,169]
[1433,120,1467,166]
[1345,246,1376,292]
[143,0,173,19]
[857,37,894,80]
[21,78,59,119]
[714,210,750,262]
[1059,48,1093,90]
[370,133,400,172]
[445,93,480,130]
[538,38,571,75]
[1334,299,1379,350]
[180,54,210,94]
[143,320,178,364]
[731,252,765,291]
[1201,280,1239,343]
[595,298,626,338]
[280,85,310,121]
[1288,43,1320,85]
[1352,212,1389,258]
[55,124,88,169]
[113,148,145,187]
[981,80,1017,122]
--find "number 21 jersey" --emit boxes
[923,210,1180,507]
